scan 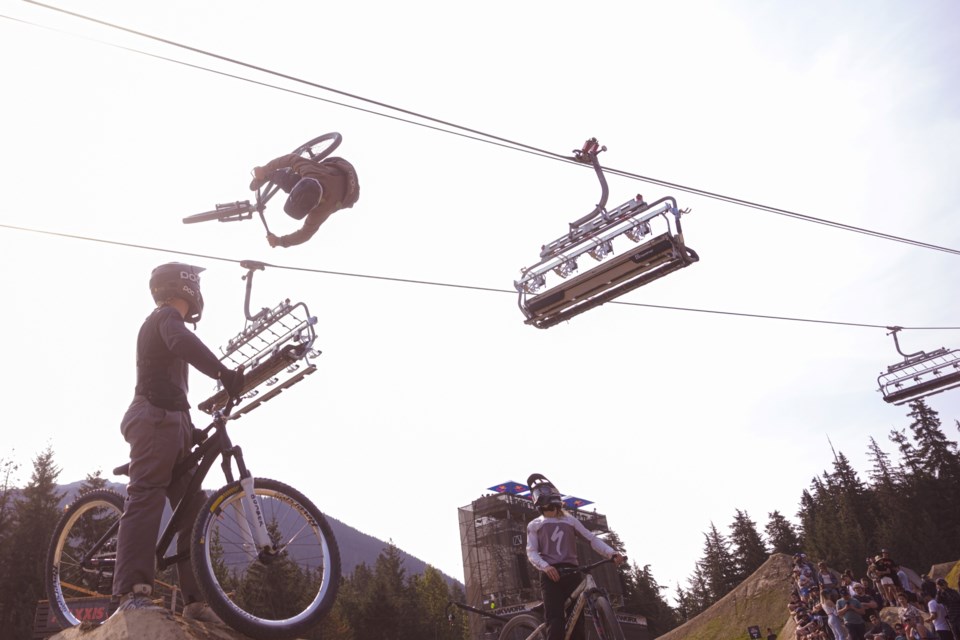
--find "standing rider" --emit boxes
[249,152,359,248]
[112,263,244,622]
[525,473,625,640]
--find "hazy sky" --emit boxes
[2,0,959,599]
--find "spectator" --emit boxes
[898,593,933,640]
[865,613,897,640]
[920,576,938,601]
[789,591,807,615]
[766,627,777,640]
[839,587,869,640]
[858,580,883,619]
[822,590,851,640]
[874,553,901,607]
[934,578,960,640]
[898,567,921,603]
[922,592,954,640]
[893,622,908,640]
[819,562,844,598]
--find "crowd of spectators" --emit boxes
[783,551,960,640]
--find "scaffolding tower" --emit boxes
[458,490,641,640]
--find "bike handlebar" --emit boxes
[557,556,626,576]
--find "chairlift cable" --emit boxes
[12,3,960,257]
[3,222,959,331]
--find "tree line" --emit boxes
[1,398,957,639]
[613,399,960,636]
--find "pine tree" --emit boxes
[79,470,108,495]
[729,509,769,583]
[623,563,678,637]
[0,446,63,640]
[696,522,739,604]
[764,510,801,555]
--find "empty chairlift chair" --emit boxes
[877,326,960,405]
[514,138,699,329]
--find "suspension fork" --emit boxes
[222,445,274,557]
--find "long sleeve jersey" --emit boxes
[526,512,617,571]
[134,306,227,410]
[259,154,359,247]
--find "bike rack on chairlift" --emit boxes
[198,260,320,418]
[877,326,960,405]
[514,138,699,329]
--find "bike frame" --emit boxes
[84,406,272,577]
[518,559,618,640]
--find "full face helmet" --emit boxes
[283,177,323,220]
[527,473,563,513]
[149,262,205,323]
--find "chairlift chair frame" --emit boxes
[877,326,960,405]
[198,261,321,417]
[514,138,699,329]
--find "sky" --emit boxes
[2,0,960,601]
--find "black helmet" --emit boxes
[527,473,563,512]
[284,177,322,220]
[149,262,205,323]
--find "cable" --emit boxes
[15,1,960,257]
[3,222,959,331]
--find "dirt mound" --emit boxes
[657,553,796,640]
[48,610,258,640]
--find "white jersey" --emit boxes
[526,512,616,571]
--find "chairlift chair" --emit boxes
[877,327,960,405]
[514,138,699,329]
[198,261,321,417]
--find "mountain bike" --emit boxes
[497,558,626,640]
[44,265,338,640]
[181,132,342,233]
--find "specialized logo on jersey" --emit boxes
[549,526,565,555]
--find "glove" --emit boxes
[220,366,245,399]
[192,427,208,446]
[249,167,266,191]
[267,232,282,248]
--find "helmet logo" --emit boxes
[179,271,200,283]
[182,284,198,297]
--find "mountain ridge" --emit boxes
[55,479,463,589]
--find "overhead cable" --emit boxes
[3,222,958,331]
[16,1,960,258]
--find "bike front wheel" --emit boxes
[191,478,340,640]
[45,489,125,629]
[498,613,546,640]
[590,595,625,640]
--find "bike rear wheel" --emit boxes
[591,595,625,640]
[45,489,125,629]
[191,478,340,640]
[498,613,546,640]
[293,132,341,162]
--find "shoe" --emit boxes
[116,593,163,612]
[183,602,224,624]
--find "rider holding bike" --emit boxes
[112,263,244,621]
[526,474,625,640]
[248,152,359,248]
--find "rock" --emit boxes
[48,610,258,640]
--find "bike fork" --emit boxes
[224,447,273,556]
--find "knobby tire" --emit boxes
[591,595,626,640]
[45,489,126,629]
[191,477,340,640]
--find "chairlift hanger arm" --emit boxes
[240,260,267,322]
[569,137,610,231]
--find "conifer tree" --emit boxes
[764,510,801,555]
[624,563,679,637]
[696,522,739,604]
[729,509,769,582]
[0,446,63,640]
